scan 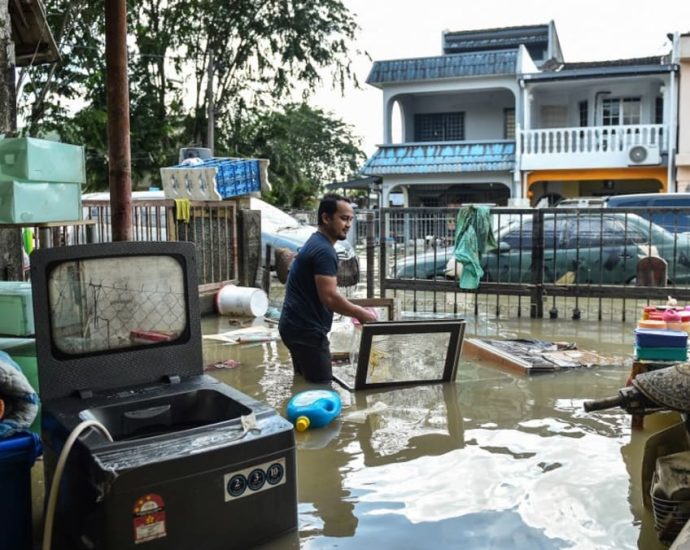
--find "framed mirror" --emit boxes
[333,319,465,391]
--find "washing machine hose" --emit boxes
[42,420,114,550]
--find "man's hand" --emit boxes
[355,307,378,325]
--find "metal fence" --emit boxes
[377,206,690,321]
[22,199,241,288]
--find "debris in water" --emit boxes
[462,338,626,375]
[204,359,241,371]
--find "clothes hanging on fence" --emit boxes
[452,205,496,290]
[174,198,191,222]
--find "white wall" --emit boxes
[383,77,519,144]
[408,90,515,140]
[525,76,669,128]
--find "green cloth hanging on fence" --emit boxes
[452,205,496,289]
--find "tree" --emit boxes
[235,103,366,208]
[0,0,23,280]
[17,0,362,191]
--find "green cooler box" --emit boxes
[0,281,34,336]
[0,180,82,223]
[0,137,86,183]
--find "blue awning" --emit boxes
[361,142,515,176]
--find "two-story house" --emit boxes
[361,21,678,207]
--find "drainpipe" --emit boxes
[668,33,680,193]
[668,69,677,192]
[516,79,526,200]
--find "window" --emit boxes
[578,101,588,127]
[502,222,532,249]
[504,108,515,139]
[414,112,465,141]
[501,219,557,250]
[655,97,664,124]
[602,97,641,126]
[564,218,613,247]
[563,217,648,248]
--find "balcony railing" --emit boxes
[519,124,667,170]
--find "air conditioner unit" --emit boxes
[627,144,661,166]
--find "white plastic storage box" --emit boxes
[0,181,82,223]
[0,137,86,184]
[0,282,34,336]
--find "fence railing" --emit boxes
[379,206,690,321]
[520,124,666,156]
[80,199,239,287]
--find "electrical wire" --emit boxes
[40,415,260,548]
[42,420,113,550]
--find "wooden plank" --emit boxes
[461,338,533,375]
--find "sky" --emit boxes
[310,0,690,157]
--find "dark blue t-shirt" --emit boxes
[279,231,338,337]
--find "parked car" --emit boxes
[393,245,455,279]
[557,193,690,234]
[249,197,356,266]
[485,212,690,285]
[395,212,690,285]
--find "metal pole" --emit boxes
[105,0,132,241]
[206,48,214,153]
[366,212,375,298]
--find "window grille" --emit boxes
[504,108,515,139]
[414,112,465,141]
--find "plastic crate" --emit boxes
[634,328,688,348]
[634,345,688,362]
[200,159,261,199]
[0,282,34,336]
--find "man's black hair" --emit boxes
[317,193,349,226]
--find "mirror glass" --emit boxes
[365,331,451,384]
[48,256,187,354]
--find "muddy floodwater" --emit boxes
[201,313,680,550]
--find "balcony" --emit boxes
[519,124,668,170]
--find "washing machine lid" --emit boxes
[30,241,204,400]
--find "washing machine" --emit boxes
[31,241,297,549]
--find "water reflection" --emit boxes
[202,315,669,549]
[348,384,463,465]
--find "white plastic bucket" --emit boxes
[215,285,269,318]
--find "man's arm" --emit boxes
[315,274,377,323]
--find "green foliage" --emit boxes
[232,103,366,208]
[17,0,363,192]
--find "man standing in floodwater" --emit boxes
[279,194,377,383]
